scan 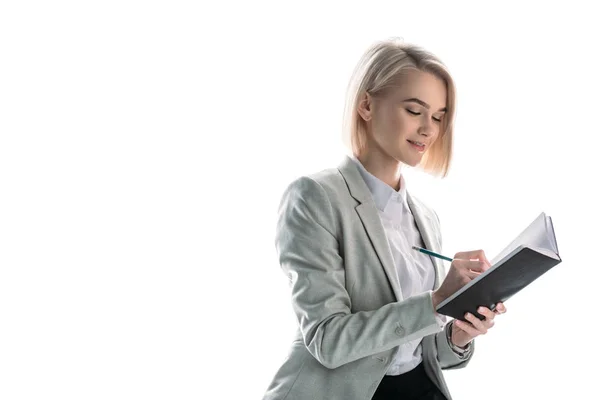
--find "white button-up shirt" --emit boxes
[351,156,450,376]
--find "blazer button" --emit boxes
[395,325,405,336]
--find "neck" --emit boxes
[356,150,404,191]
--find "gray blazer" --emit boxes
[263,156,474,400]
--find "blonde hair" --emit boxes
[342,38,457,178]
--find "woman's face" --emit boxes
[359,69,448,167]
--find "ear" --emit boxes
[356,92,373,122]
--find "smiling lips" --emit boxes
[407,140,426,152]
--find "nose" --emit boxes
[418,118,436,137]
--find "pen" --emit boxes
[411,245,453,262]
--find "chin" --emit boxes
[390,147,420,166]
[397,154,421,167]
[388,150,422,167]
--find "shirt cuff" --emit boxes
[427,290,447,330]
[434,312,446,330]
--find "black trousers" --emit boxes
[371,362,447,400]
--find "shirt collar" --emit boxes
[350,155,409,213]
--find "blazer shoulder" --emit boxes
[283,167,346,201]
[309,167,346,191]
[276,170,344,242]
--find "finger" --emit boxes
[464,312,490,334]
[454,249,492,268]
[483,254,492,268]
[472,259,489,273]
[454,319,480,337]
[465,269,481,279]
[496,302,507,313]
[454,259,488,273]
[477,306,496,321]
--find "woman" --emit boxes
[262,38,507,400]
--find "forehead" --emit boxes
[387,69,447,108]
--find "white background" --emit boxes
[1,1,598,399]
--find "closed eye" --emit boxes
[406,109,442,123]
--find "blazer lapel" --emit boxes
[338,155,444,296]
[338,156,404,301]
[406,192,443,291]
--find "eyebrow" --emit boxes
[403,97,447,112]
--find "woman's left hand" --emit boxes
[451,302,507,348]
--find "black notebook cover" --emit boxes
[436,246,562,321]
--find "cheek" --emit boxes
[433,125,444,140]
[395,115,415,137]
[373,108,411,141]
[373,110,399,138]
[385,109,409,132]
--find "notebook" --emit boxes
[436,212,562,321]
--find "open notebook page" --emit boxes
[489,212,557,266]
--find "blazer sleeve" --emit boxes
[431,210,475,369]
[275,176,443,369]
[434,324,475,369]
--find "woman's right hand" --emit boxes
[432,250,492,308]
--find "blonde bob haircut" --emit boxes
[342,38,457,178]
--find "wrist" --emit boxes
[447,321,472,356]
[449,320,470,349]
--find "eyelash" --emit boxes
[406,109,442,123]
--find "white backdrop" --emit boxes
[1,1,598,399]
